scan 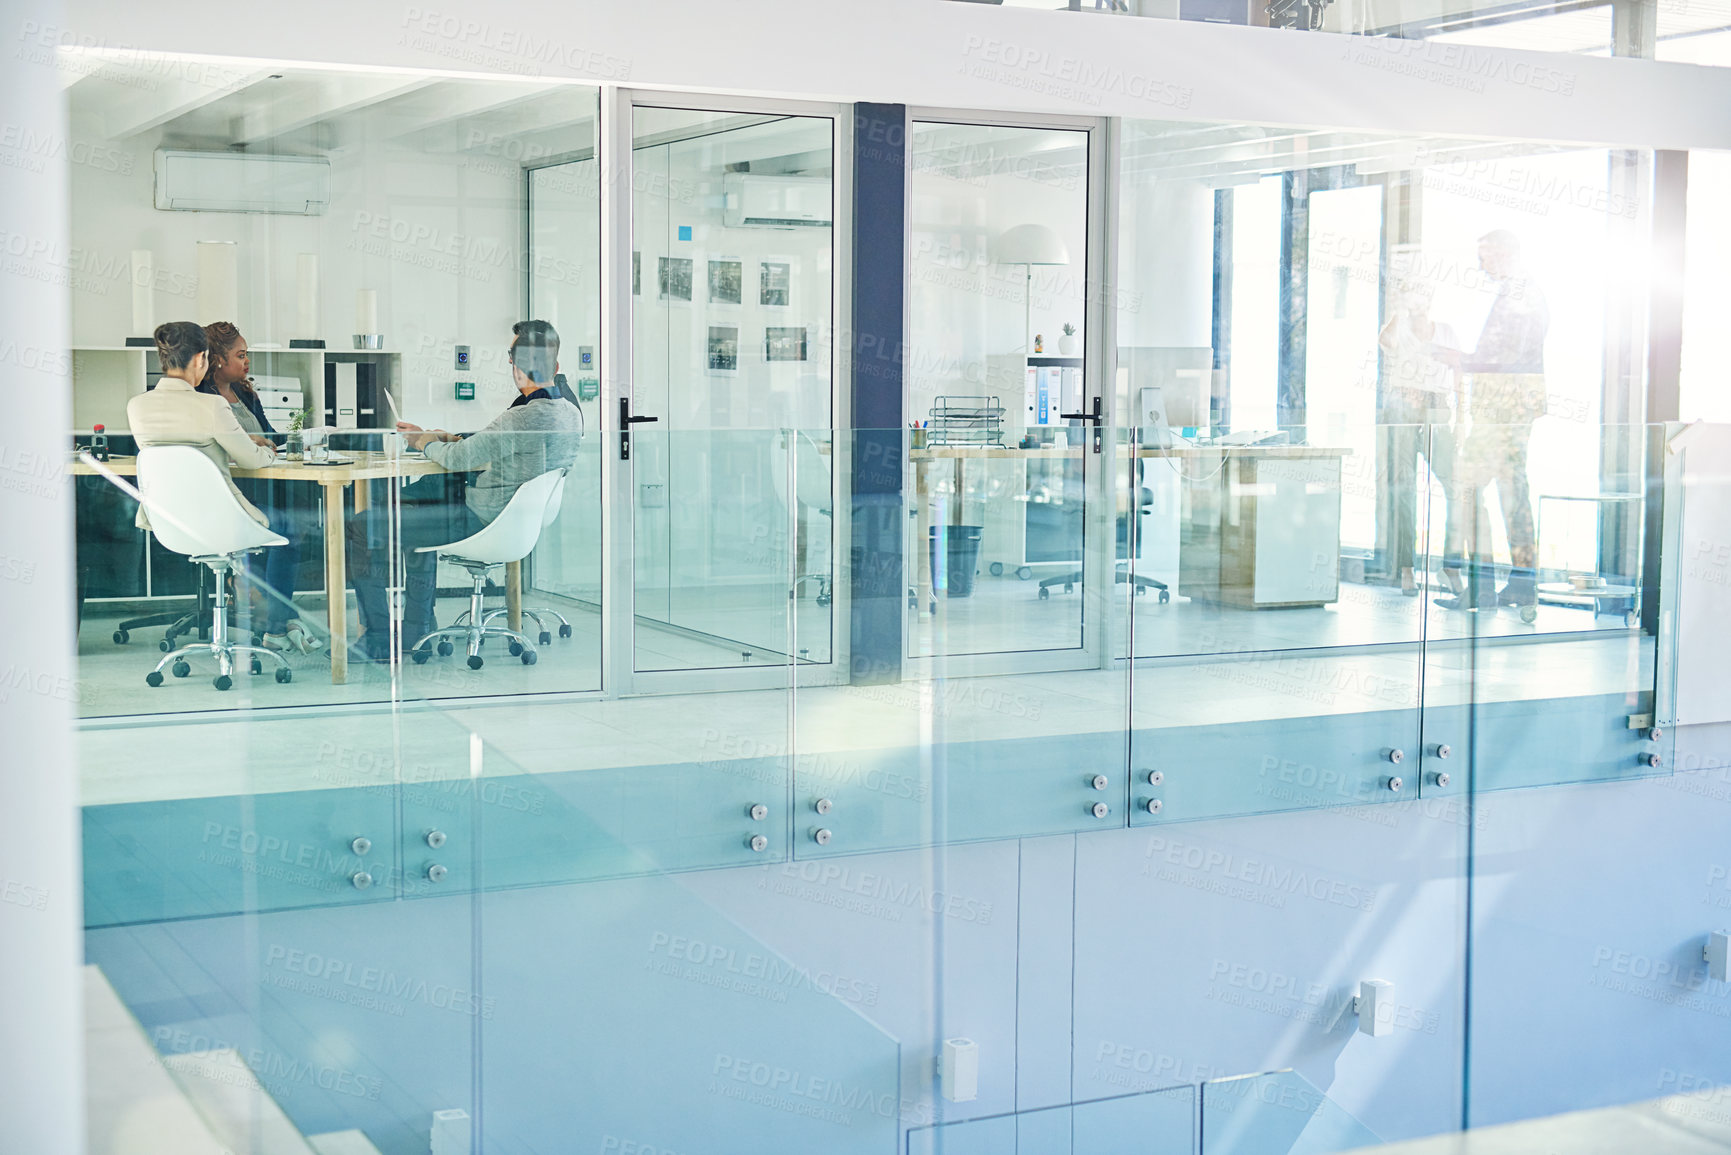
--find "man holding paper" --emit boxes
[347,321,583,660]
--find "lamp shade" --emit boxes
[994,223,1070,266]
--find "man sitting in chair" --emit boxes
[348,320,583,660]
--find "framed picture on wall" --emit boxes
[760,261,790,307]
[658,256,692,302]
[764,326,807,362]
[708,258,743,305]
[633,251,641,296]
[707,325,739,374]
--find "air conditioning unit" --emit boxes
[153,150,331,215]
[722,174,831,229]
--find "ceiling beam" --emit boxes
[236,74,437,144]
[102,64,275,139]
[381,81,565,140]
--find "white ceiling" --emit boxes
[66,63,596,157]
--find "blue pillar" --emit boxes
[849,104,907,685]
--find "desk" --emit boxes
[907,442,1351,613]
[1140,444,1350,609]
[73,451,502,683]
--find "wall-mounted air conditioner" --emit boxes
[153,150,332,215]
[722,174,832,229]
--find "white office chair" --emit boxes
[409,468,568,670]
[454,475,576,644]
[769,429,834,608]
[133,446,293,691]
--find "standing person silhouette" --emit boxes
[1378,275,1462,597]
[1435,230,1549,614]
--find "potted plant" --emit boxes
[1058,323,1080,356]
[285,407,312,460]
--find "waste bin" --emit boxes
[929,525,984,598]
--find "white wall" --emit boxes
[0,0,85,1149]
[908,125,1091,426]
[1117,175,1214,349]
[67,111,543,431]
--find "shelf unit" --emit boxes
[70,345,402,433]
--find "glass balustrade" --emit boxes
[71,418,1702,1155]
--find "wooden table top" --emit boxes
[73,450,448,482]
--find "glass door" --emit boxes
[905,116,1106,675]
[621,100,839,683]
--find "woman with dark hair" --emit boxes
[197,321,322,655]
[128,321,277,527]
[199,320,273,435]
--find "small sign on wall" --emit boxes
[455,381,475,400]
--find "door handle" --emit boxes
[619,397,658,461]
[1059,397,1104,453]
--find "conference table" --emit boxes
[75,450,523,683]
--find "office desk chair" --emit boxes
[130,447,294,691]
[1038,462,1169,603]
[410,468,569,670]
[771,429,834,608]
[452,474,577,645]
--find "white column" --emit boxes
[0,0,85,1151]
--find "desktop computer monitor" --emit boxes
[1117,346,1212,446]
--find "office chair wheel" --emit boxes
[411,647,431,665]
[1017,566,1033,580]
[113,629,129,645]
[1039,587,1050,600]
[437,641,454,657]
[1519,605,1539,624]
[160,638,174,653]
[145,671,164,688]
[816,595,831,608]
[559,623,573,638]
[989,561,1004,577]
[1064,583,1075,594]
[213,674,233,692]
[467,655,484,670]
[275,667,293,684]
[538,630,552,646]
[1160,590,1170,604]
[171,661,191,678]
[928,600,936,615]
[1135,586,1146,596]
[520,649,537,666]
[508,640,523,656]
[250,657,263,675]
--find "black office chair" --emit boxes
[111,567,214,651]
[1038,461,1169,603]
[73,433,214,651]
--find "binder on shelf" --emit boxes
[354,361,379,427]
[323,361,358,429]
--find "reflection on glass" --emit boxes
[1201,1070,1381,1155]
[527,140,606,678]
[630,109,835,672]
[910,1084,1194,1154]
[908,120,1093,660]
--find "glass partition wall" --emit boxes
[626,105,837,677]
[64,51,1703,1155]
